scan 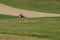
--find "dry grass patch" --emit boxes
[0,34,49,40]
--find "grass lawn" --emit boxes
[0,0,60,14]
[0,14,60,40]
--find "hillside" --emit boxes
[0,0,60,13]
[0,14,60,40]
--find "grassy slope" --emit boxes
[0,14,60,40]
[0,0,60,14]
[0,14,17,19]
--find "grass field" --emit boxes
[0,0,60,14]
[0,14,60,40]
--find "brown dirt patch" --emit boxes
[0,4,60,18]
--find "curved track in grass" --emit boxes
[0,4,60,18]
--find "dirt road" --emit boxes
[0,4,60,18]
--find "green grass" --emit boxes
[0,0,60,14]
[0,14,60,40]
[0,14,17,19]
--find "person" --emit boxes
[18,13,25,18]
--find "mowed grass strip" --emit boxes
[0,0,60,13]
[0,14,60,40]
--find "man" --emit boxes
[18,13,25,18]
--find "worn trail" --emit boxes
[0,4,60,18]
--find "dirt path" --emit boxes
[0,34,49,40]
[0,4,60,18]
